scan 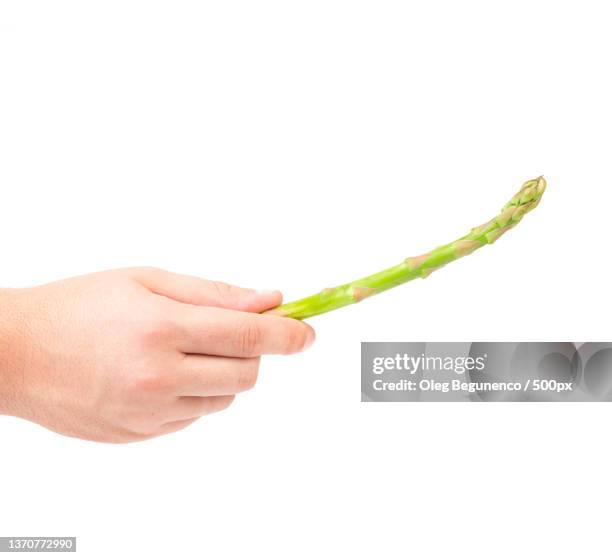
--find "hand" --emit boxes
[0,267,314,443]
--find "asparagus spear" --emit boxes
[265,176,547,320]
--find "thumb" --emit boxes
[129,267,282,312]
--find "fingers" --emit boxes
[130,267,282,312]
[134,395,236,437]
[171,305,315,357]
[156,418,200,436]
[176,355,260,396]
[169,395,236,423]
[146,357,249,429]
[155,393,234,436]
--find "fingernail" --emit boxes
[302,328,315,351]
[255,289,280,296]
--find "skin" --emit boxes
[0,267,315,443]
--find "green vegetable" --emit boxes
[265,176,547,320]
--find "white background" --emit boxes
[1,1,611,556]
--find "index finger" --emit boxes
[171,304,316,357]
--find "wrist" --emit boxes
[0,288,26,416]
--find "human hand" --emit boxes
[0,267,314,443]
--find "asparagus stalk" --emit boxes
[265,176,547,320]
